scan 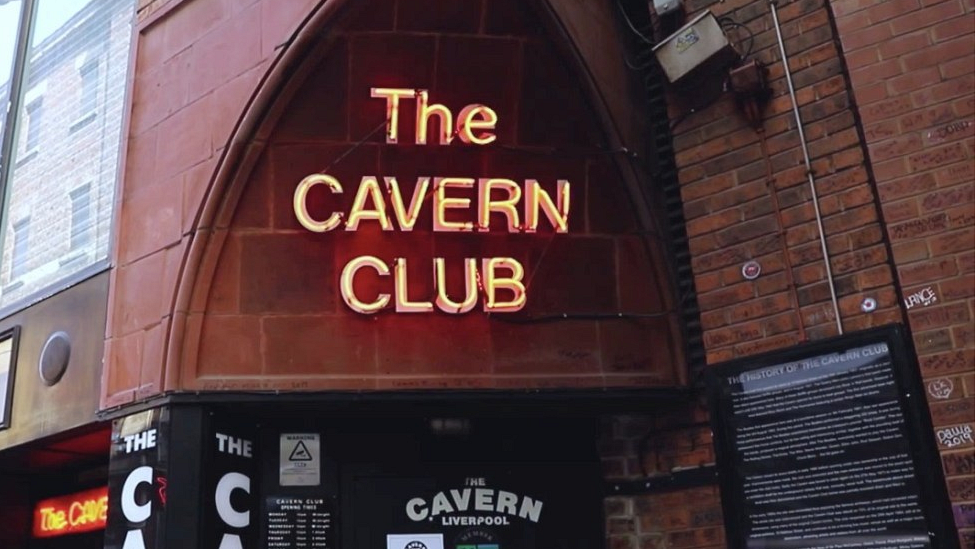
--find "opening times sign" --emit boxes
[706,326,959,549]
[293,87,571,315]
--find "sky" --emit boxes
[1,0,94,86]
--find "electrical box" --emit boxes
[653,0,682,16]
[653,11,737,83]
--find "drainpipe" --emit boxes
[769,1,844,335]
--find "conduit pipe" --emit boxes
[769,1,844,335]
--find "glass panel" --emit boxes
[79,60,98,116]
[0,0,24,172]
[10,218,27,279]
[0,336,13,428]
[0,0,133,307]
[70,184,92,250]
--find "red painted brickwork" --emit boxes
[830,0,975,543]
[180,0,682,391]
[106,0,684,404]
[104,0,321,406]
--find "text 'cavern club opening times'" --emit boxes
[264,497,333,549]
[722,342,931,549]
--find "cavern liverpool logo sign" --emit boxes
[292,88,571,315]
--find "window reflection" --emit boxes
[0,0,132,308]
[0,1,24,172]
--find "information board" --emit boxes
[265,497,335,548]
[706,326,958,549]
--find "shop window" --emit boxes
[0,0,23,175]
[0,328,19,431]
[24,99,42,154]
[0,0,134,313]
[74,59,99,129]
[70,184,92,252]
[10,218,29,281]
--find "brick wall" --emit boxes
[673,0,903,362]
[114,0,972,545]
[620,0,906,539]
[601,413,724,549]
[612,0,973,543]
[830,0,975,543]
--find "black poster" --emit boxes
[344,465,600,549]
[706,326,959,549]
[203,417,258,549]
[104,409,169,549]
[258,429,339,549]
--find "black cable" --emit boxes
[615,0,656,45]
[320,120,387,173]
[718,17,755,59]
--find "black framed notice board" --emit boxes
[706,325,959,549]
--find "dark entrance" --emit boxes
[254,416,604,549]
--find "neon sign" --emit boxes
[33,486,109,538]
[294,88,572,314]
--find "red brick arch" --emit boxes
[168,0,686,391]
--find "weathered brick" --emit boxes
[919,349,974,378]
[930,400,976,427]
[943,450,976,475]
[888,212,949,240]
[932,229,976,256]
[891,240,930,263]
[698,283,757,310]
[915,328,955,354]
[878,30,931,59]
[910,302,973,331]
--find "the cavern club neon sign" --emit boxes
[32,486,109,538]
[293,87,571,315]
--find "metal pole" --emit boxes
[770,1,844,335]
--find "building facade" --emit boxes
[0,0,970,547]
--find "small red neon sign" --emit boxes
[32,486,109,538]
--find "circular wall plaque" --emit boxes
[39,331,71,386]
[741,260,762,280]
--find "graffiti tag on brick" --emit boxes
[911,303,971,331]
[948,477,976,501]
[921,186,975,210]
[943,162,974,185]
[915,328,953,354]
[909,143,968,171]
[921,350,973,376]
[943,451,975,475]
[890,213,949,239]
[931,399,976,425]
[937,424,974,448]
[904,286,937,309]
[949,208,975,228]
[961,530,975,549]
[927,378,955,400]
[926,120,973,143]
